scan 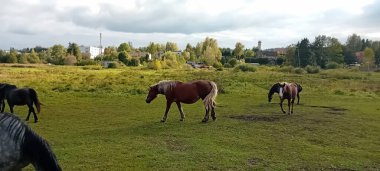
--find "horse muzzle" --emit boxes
[146,99,151,103]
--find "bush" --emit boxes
[213,62,223,71]
[107,62,120,68]
[228,58,238,67]
[305,65,320,73]
[77,59,98,66]
[277,66,294,73]
[224,63,232,68]
[128,58,140,66]
[147,59,163,70]
[234,64,257,72]
[326,62,340,69]
[64,55,77,65]
[294,67,305,74]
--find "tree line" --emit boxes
[0,33,379,69]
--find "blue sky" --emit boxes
[1,0,380,50]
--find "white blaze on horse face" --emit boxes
[279,87,283,98]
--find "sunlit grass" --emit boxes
[0,65,379,170]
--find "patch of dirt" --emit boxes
[165,139,190,152]
[247,157,263,166]
[308,105,348,115]
[230,115,284,122]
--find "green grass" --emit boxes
[0,65,379,170]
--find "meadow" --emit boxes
[0,64,379,170]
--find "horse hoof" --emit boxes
[180,119,184,121]
[202,119,208,123]
[34,120,38,123]
[212,117,216,121]
[160,119,166,123]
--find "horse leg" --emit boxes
[202,108,210,122]
[291,98,295,114]
[287,99,291,115]
[211,106,216,121]
[176,102,185,121]
[161,101,172,122]
[29,105,38,123]
[297,94,300,105]
[280,99,286,114]
[10,104,14,113]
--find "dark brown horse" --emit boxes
[0,84,41,123]
[146,80,218,122]
[268,82,298,114]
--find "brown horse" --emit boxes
[146,80,218,122]
[276,82,298,114]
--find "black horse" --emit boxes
[0,83,7,112]
[268,82,303,104]
[0,113,61,171]
[0,84,41,123]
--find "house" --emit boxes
[79,46,104,59]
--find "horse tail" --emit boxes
[29,89,41,113]
[204,81,218,110]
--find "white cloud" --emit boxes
[0,0,379,49]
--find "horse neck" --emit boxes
[23,129,61,171]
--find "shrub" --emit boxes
[128,58,140,66]
[64,55,77,65]
[305,65,320,74]
[294,67,305,74]
[213,62,223,70]
[228,58,238,67]
[107,62,120,68]
[326,62,340,69]
[277,66,294,73]
[223,63,232,68]
[147,59,163,70]
[77,59,98,66]
[234,64,257,72]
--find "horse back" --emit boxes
[284,83,298,99]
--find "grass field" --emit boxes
[1,64,379,170]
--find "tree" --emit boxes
[50,45,66,65]
[326,38,344,64]
[67,43,82,61]
[233,42,245,60]
[64,55,77,65]
[198,37,222,65]
[117,42,132,53]
[285,45,296,66]
[28,49,40,63]
[102,46,118,61]
[297,38,313,67]
[165,42,179,52]
[147,42,164,59]
[346,34,362,52]
[312,35,328,68]
[363,47,375,71]
[118,51,131,64]
[18,53,29,64]
[244,49,255,58]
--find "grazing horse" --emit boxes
[0,113,61,171]
[0,84,41,123]
[268,82,298,114]
[268,82,302,104]
[146,80,218,122]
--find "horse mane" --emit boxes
[152,80,178,94]
[0,113,61,171]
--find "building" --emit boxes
[79,46,104,59]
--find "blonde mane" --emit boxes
[153,80,177,94]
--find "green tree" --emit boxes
[102,46,118,61]
[233,42,245,60]
[326,38,344,64]
[363,47,375,71]
[50,45,66,65]
[312,35,328,68]
[118,51,131,64]
[199,37,222,65]
[297,38,313,67]
[117,42,132,53]
[285,45,296,66]
[67,43,82,61]
[165,42,179,52]
[244,49,255,58]
[28,49,40,63]
[18,53,29,64]
[147,42,163,59]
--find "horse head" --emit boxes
[268,83,282,102]
[146,85,159,103]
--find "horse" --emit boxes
[0,83,8,112]
[268,82,302,104]
[146,80,218,122]
[0,113,62,171]
[268,82,299,114]
[0,84,41,123]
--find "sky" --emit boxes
[1,0,380,50]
